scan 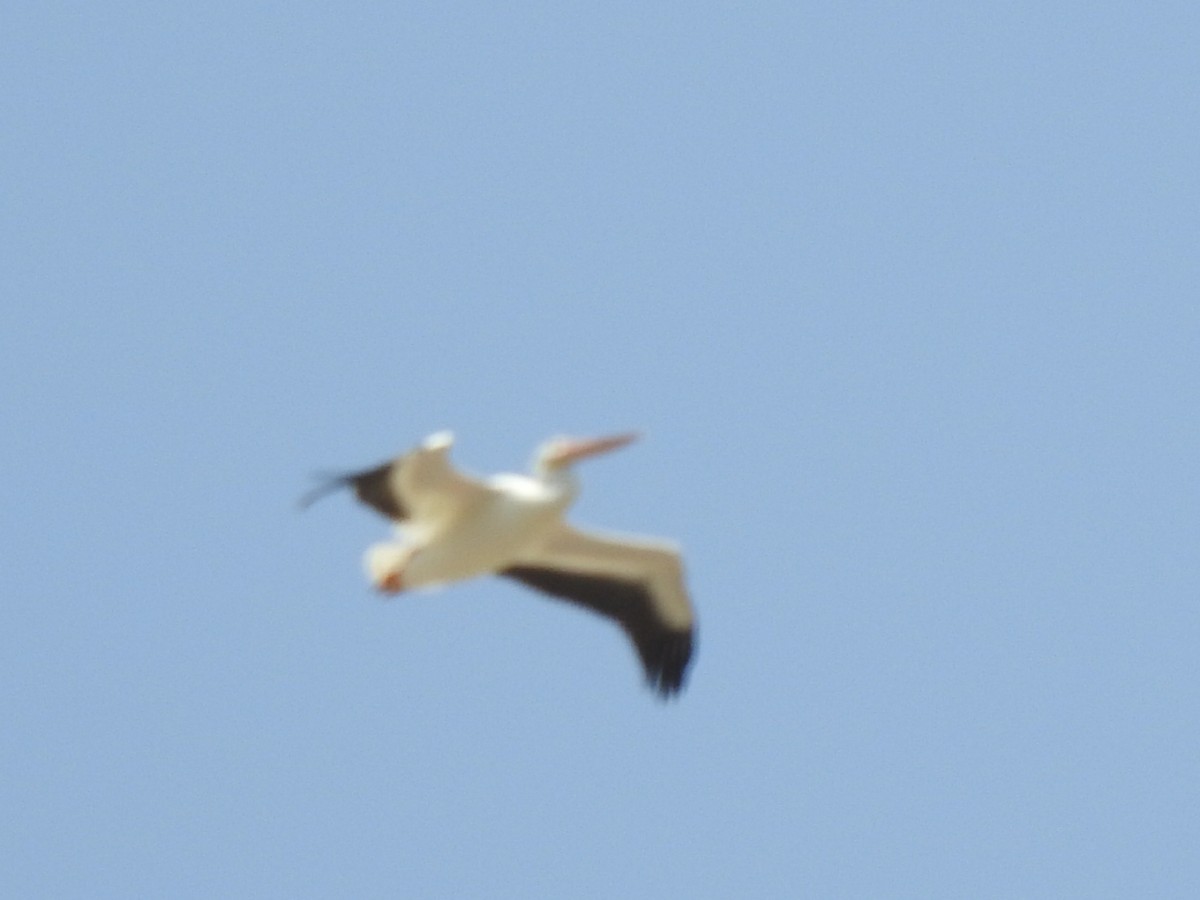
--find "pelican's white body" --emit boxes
[384,474,571,588]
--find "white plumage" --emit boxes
[302,431,696,697]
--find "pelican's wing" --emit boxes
[501,524,696,697]
[300,431,489,529]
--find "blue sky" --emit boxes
[4,2,1198,897]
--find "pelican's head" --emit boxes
[422,430,454,452]
[534,432,639,474]
[364,542,416,595]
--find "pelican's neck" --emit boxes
[535,462,580,503]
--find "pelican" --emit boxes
[302,431,696,697]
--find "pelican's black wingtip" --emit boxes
[296,471,354,511]
[644,630,694,700]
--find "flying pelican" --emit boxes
[301,431,696,697]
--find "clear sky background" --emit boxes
[4,3,1197,897]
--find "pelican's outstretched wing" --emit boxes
[300,431,488,530]
[502,524,696,697]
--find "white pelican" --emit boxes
[302,431,696,697]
